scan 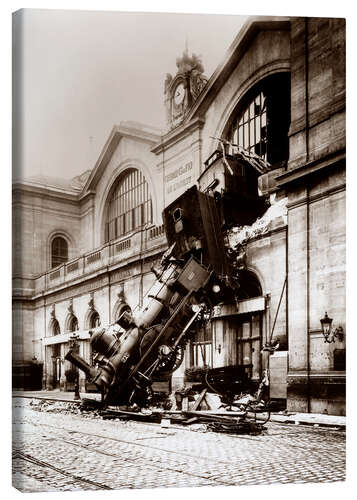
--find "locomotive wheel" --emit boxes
[139,326,184,375]
[155,344,184,374]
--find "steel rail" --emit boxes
[13,450,112,490]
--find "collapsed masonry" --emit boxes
[226,195,288,269]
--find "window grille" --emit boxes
[228,91,267,161]
[226,73,290,166]
[105,169,152,242]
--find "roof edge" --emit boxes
[81,122,162,196]
[186,16,291,121]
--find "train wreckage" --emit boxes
[65,143,283,413]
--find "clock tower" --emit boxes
[164,50,208,130]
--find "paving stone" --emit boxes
[12,398,346,492]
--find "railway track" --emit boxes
[16,420,239,487]
[12,401,346,491]
[13,450,112,490]
[32,419,256,463]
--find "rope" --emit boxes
[268,276,287,344]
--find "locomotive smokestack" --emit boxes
[65,349,98,382]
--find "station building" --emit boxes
[13,16,346,415]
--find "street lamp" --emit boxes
[69,332,81,400]
[320,312,344,343]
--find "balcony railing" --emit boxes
[36,225,167,293]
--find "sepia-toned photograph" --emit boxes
[11,4,346,494]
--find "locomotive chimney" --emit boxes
[65,349,99,384]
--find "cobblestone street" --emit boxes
[12,398,346,493]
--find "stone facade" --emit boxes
[279,18,346,415]
[12,16,345,414]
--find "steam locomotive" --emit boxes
[65,149,267,407]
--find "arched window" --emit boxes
[68,315,79,332]
[51,319,60,336]
[105,169,152,242]
[89,311,101,328]
[51,236,68,268]
[235,270,263,300]
[226,73,290,166]
[114,302,131,323]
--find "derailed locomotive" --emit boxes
[66,251,214,407]
[65,148,268,408]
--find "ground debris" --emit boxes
[25,389,268,435]
[29,399,103,419]
[207,420,265,435]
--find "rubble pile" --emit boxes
[26,385,269,435]
[29,399,102,419]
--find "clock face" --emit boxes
[174,83,185,106]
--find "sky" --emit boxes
[14,9,247,181]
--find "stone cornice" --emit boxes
[276,149,345,188]
[81,123,162,196]
[12,182,80,204]
[151,117,205,155]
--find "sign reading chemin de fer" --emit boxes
[165,161,193,196]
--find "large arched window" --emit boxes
[226,73,290,166]
[51,236,68,268]
[105,169,152,242]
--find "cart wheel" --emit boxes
[245,402,270,425]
